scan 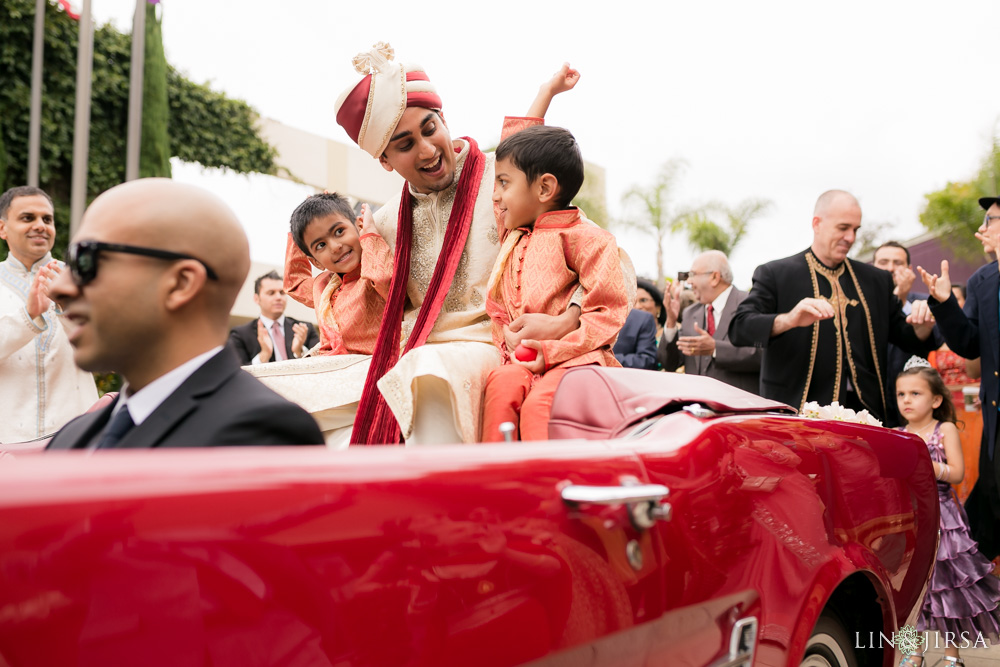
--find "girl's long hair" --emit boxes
[897,366,957,424]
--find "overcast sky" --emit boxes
[89,0,1000,287]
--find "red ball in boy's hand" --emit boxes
[514,344,537,362]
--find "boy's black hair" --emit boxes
[289,192,357,257]
[495,126,584,209]
[0,186,53,220]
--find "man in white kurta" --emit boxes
[0,187,97,443]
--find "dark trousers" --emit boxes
[964,418,1000,560]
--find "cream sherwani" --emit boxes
[0,254,98,443]
[373,138,503,444]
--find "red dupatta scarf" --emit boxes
[350,137,486,445]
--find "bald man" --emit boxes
[729,190,935,422]
[46,179,324,449]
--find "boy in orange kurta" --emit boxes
[284,193,392,355]
[482,126,630,441]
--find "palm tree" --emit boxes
[679,197,773,255]
[618,158,696,283]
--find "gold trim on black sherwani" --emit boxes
[729,249,937,422]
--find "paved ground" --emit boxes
[919,633,1000,666]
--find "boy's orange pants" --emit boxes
[481,365,569,442]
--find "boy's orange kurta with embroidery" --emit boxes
[482,209,629,441]
[486,209,630,370]
[284,233,392,355]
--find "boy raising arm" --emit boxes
[482,125,630,441]
[284,194,392,356]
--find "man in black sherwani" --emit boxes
[729,190,936,422]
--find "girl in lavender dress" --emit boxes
[896,358,1000,666]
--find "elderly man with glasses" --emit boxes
[659,250,761,393]
[45,178,324,450]
[911,195,1000,560]
[0,186,98,443]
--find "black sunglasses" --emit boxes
[68,241,219,286]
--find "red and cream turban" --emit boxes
[335,42,442,158]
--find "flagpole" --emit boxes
[27,0,46,187]
[125,0,145,182]
[70,0,93,236]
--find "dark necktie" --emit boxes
[94,405,134,449]
[706,304,716,336]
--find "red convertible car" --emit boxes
[0,368,938,666]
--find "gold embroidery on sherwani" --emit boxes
[444,249,472,312]
[485,209,629,371]
[810,257,851,404]
[804,253,883,416]
[845,260,886,417]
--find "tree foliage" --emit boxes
[618,159,697,283]
[919,136,1000,262]
[140,1,170,178]
[0,0,277,262]
[679,197,772,255]
[619,159,770,279]
[572,164,609,229]
[849,219,894,260]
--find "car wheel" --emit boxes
[800,612,860,667]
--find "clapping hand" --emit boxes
[916,260,952,304]
[678,324,716,356]
[256,319,274,363]
[664,281,682,328]
[906,300,935,338]
[357,203,380,238]
[892,265,916,301]
[291,322,309,357]
[27,261,60,319]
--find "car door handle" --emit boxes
[561,483,671,529]
[561,484,669,505]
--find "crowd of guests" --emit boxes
[3,44,1000,652]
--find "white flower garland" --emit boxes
[800,401,883,427]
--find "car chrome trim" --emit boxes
[560,484,670,506]
[709,616,757,667]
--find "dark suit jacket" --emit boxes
[659,287,761,394]
[728,249,936,420]
[227,317,319,365]
[928,261,1000,556]
[885,291,944,427]
[47,348,325,449]
[612,309,658,370]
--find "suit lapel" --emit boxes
[980,267,1000,371]
[283,318,296,359]
[686,303,708,375]
[247,318,262,357]
[715,289,740,342]
[48,400,116,449]
[116,349,241,449]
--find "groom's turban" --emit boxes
[335,42,442,158]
